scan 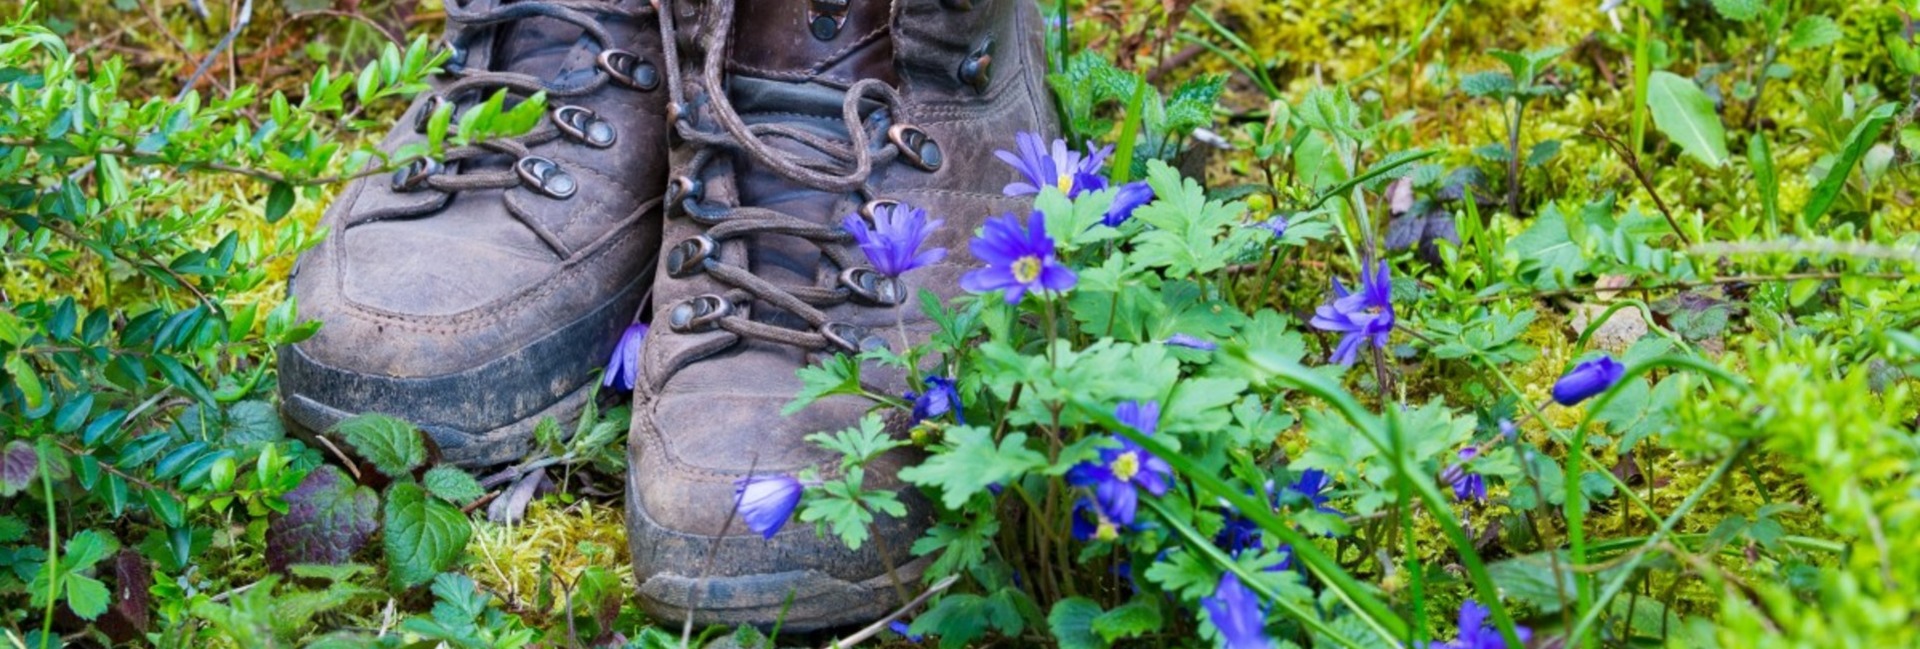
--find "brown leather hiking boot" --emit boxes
[624,0,1056,630]
[279,0,669,468]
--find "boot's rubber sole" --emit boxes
[283,380,594,468]
[279,271,649,468]
[626,491,933,632]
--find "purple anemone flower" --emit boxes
[841,202,945,278]
[1309,260,1395,365]
[1213,481,1295,571]
[1066,401,1171,525]
[1104,180,1154,226]
[1431,600,1531,649]
[1203,572,1272,649]
[1551,354,1625,406]
[889,620,924,642]
[1071,497,1123,542]
[960,212,1077,304]
[995,131,1111,197]
[733,474,803,539]
[1165,333,1219,351]
[602,322,647,391]
[1283,469,1337,513]
[905,375,964,425]
[1255,214,1289,238]
[1448,447,1487,502]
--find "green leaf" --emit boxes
[64,574,110,620]
[911,516,999,578]
[1091,600,1162,643]
[1487,552,1576,613]
[6,355,44,411]
[382,482,471,589]
[335,413,428,479]
[805,414,905,469]
[799,485,877,550]
[1048,597,1108,649]
[897,427,1047,509]
[265,182,295,222]
[1749,133,1779,233]
[62,529,116,569]
[1803,104,1897,226]
[422,466,485,504]
[911,590,1027,649]
[1785,16,1842,51]
[224,400,287,447]
[783,354,862,415]
[1709,0,1762,21]
[0,516,27,543]
[1509,203,1590,289]
[1143,548,1219,600]
[1459,71,1515,99]
[1130,160,1245,277]
[1646,71,1729,167]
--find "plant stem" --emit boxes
[1507,98,1526,218]
[1465,270,1897,304]
[39,440,59,649]
[1395,423,1427,647]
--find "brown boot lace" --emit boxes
[652,0,944,353]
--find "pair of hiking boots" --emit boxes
[278,0,1056,632]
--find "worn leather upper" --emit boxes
[283,0,668,464]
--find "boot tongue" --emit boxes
[720,1,898,312]
[491,1,598,85]
[728,0,898,88]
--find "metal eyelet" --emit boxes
[822,322,889,354]
[668,176,703,204]
[668,294,732,333]
[665,235,717,278]
[959,40,993,93]
[440,42,468,74]
[390,158,443,192]
[516,156,578,199]
[413,95,446,133]
[840,267,904,306]
[599,49,660,91]
[808,0,851,40]
[858,198,901,223]
[553,105,617,148]
[888,124,943,172]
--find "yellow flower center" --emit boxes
[1057,172,1075,194]
[1111,451,1141,482]
[1012,255,1043,284]
[1095,521,1119,541]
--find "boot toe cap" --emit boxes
[625,382,931,631]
